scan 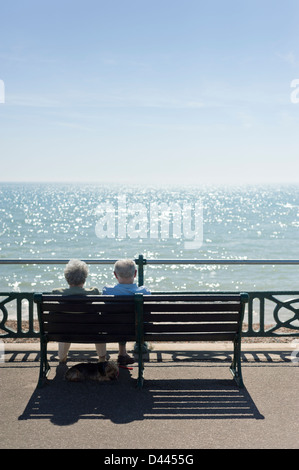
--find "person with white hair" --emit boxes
[103,259,150,365]
[52,259,106,363]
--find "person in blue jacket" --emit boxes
[103,259,150,365]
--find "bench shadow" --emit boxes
[164,349,293,363]
[19,364,264,425]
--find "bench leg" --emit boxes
[135,294,145,389]
[230,339,244,388]
[230,364,244,388]
[38,339,50,388]
[135,341,144,389]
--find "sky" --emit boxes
[0,0,299,186]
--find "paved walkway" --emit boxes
[0,342,298,449]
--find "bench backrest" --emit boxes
[34,293,248,345]
[138,293,248,343]
[34,294,136,344]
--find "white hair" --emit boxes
[114,259,136,279]
[64,259,88,286]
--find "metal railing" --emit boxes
[1,255,299,339]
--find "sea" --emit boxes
[0,182,298,297]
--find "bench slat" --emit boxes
[45,333,136,343]
[41,303,134,313]
[39,295,135,302]
[143,312,239,322]
[143,295,242,302]
[41,312,135,324]
[38,294,243,302]
[44,322,135,334]
[144,332,236,341]
[144,322,238,333]
[143,303,241,312]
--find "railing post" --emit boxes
[136,254,147,286]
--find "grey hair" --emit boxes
[114,259,136,279]
[64,259,88,286]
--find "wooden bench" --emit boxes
[34,292,248,389]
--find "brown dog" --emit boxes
[65,361,119,382]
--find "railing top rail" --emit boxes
[1,258,299,265]
[144,259,299,265]
[0,259,117,264]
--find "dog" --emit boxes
[65,361,119,382]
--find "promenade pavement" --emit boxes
[0,341,298,450]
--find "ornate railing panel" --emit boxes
[0,292,39,339]
[244,291,299,337]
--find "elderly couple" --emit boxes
[53,258,150,366]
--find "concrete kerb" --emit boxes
[2,341,296,353]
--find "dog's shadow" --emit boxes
[19,363,263,425]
